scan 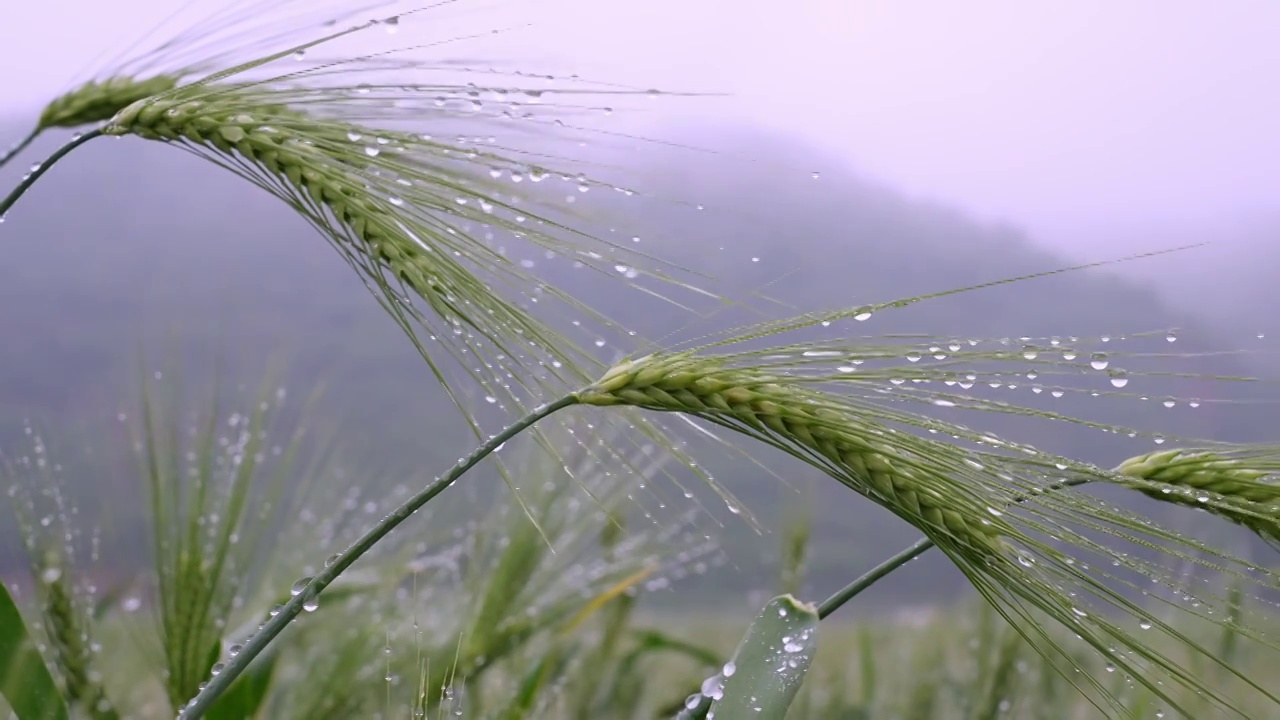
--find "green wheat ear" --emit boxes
[1,0,398,167]
[37,76,180,131]
[1117,448,1280,545]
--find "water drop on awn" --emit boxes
[293,50,306,60]
[40,567,61,583]
[1166,329,1178,342]
[364,146,380,157]
[1089,353,1109,370]
[290,577,313,596]
[854,310,873,321]
[303,596,320,612]
[1022,346,1038,360]
[1108,369,1129,388]
[722,661,736,677]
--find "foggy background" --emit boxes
[0,1,1276,613]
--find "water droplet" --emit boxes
[1108,369,1129,388]
[853,310,872,322]
[1139,621,1152,630]
[365,146,380,157]
[722,661,736,677]
[290,577,313,596]
[1165,330,1178,343]
[1090,353,1109,370]
[40,567,62,584]
[1022,346,1038,360]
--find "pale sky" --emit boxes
[3,0,1278,263]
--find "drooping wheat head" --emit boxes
[1115,448,1280,545]
[3,1,407,168]
[578,352,1017,557]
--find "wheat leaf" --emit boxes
[0,580,71,720]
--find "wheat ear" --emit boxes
[39,76,180,131]
[36,553,118,720]
[1117,448,1280,543]
[577,354,1013,555]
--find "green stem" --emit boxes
[0,127,41,170]
[815,476,1094,620]
[177,394,579,719]
[817,537,935,620]
[0,128,102,218]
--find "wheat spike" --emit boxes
[579,353,1013,554]
[38,76,180,131]
[1116,448,1280,543]
[37,554,117,720]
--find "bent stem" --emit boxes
[0,128,102,218]
[817,536,935,620]
[0,127,41,170]
[177,394,579,719]
[818,476,1097,620]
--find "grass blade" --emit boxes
[691,595,819,720]
[0,581,71,720]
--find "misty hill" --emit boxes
[0,116,1272,608]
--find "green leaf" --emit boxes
[672,595,821,720]
[0,580,70,720]
[709,595,819,719]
